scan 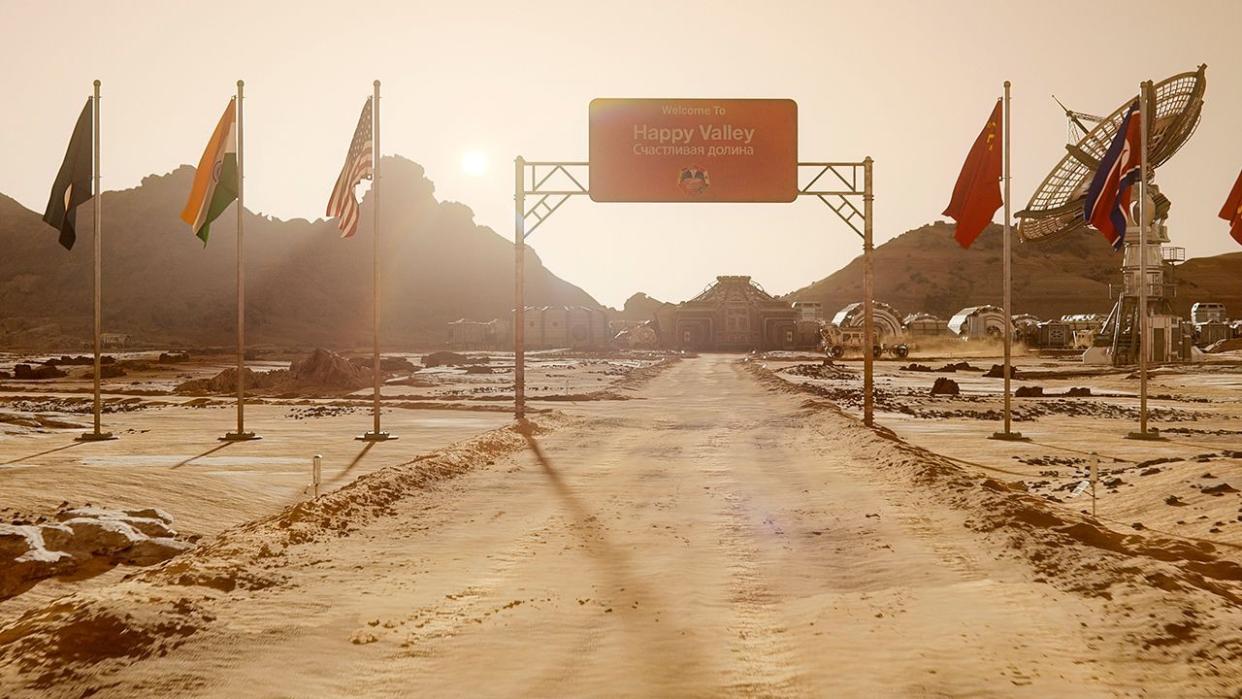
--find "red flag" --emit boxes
[1219,169,1242,246]
[943,101,1003,248]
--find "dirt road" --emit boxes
[6,355,1236,697]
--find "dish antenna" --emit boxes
[1016,65,1206,243]
[1017,66,1207,367]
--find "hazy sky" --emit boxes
[2,0,1239,308]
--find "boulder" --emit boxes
[56,507,176,538]
[289,348,369,389]
[91,365,127,379]
[122,516,176,538]
[464,365,493,374]
[2,508,196,599]
[1015,385,1044,397]
[1202,482,1239,496]
[0,524,39,559]
[0,524,77,599]
[984,364,1020,378]
[13,363,67,380]
[422,351,487,368]
[118,537,195,566]
[45,355,112,367]
[38,522,76,550]
[930,377,960,395]
[350,355,416,372]
[176,366,286,395]
[1065,387,1092,397]
[123,507,174,525]
[58,517,145,557]
[158,352,190,363]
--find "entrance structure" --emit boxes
[671,275,804,352]
[513,99,876,424]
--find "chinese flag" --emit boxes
[943,101,1003,248]
[1220,169,1242,246]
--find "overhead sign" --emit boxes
[588,98,798,203]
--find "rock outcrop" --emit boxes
[0,506,194,599]
[175,348,377,396]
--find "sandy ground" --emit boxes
[3,354,1240,697]
[764,351,1242,553]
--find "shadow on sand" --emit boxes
[515,419,701,677]
[170,441,235,469]
[1,439,88,466]
[325,441,377,487]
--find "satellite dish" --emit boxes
[1016,65,1206,243]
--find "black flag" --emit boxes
[43,100,94,250]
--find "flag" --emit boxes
[943,100,1003,248]
[326,98,374,238]
[1084,102,1141,250]
[43,100,94,250]
[181,100,239,244]
[1220,169,1242,247]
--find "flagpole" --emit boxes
[359,80,395,441]
[223,79,259,441]
[992,82,1024,441]
[862,156,874,428]
[514,156,526,424]
[1128,82,1158,441]
[79,79,114,443]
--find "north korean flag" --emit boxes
[1084,101,1141,250]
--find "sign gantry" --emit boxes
[514,98,877,426]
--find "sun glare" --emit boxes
[461,150,489,176]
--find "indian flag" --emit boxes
[181,100,238,244]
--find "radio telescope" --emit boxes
[1017,65,1206,243]
[1015,65,1207,366]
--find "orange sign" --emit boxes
[589,98,798,203]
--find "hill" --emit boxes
[783,221,1242,321]
[0,157,599,349]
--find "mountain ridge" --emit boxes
[0,157,600,349]
[781,220,1242,322]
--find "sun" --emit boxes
[461,150,489,176]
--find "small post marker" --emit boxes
[312,454,322,498]
[1090,452,1099,519]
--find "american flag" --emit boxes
[326,98,374,238]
